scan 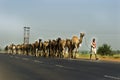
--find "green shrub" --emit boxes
[97,44,112,56]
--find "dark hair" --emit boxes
[93,38,95,42]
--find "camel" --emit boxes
[4,32,84,59]
[37,39,43,56]
[59,39,66,58]
[47,38,65,58]
[22,44,33,55]
[7,44,16,54]
[54,37,66,58]
[16,44,22,54]
[32,39,43,57]
[65,39,72,57]
[48,39,56,57]
[42,41,49,57]
[4,45,12,54]
[72,32,85,58]
[18,44,25,55]
[66,32,85,58]
[6,44,23,55]
[32,41,39,56]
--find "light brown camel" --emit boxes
[8,44,16,54]
[16,44,22,54]
[42,41,49,57]
[67,32,85,58]
[59,39,66,58]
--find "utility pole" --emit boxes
[24,27,30,44]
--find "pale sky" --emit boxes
[0,0,120,50]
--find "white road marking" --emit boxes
[15,56,19,59]
[56,65,64,68]
[104,75,120,80]
[55,64,75,70]
[22,58,29,61]
[10,55,13,58]
[33,60,43,63]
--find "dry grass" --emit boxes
[99,54,120,62]
[75,53,120,62]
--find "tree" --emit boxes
[97,44,112,56]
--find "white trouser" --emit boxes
[91,48,96,54]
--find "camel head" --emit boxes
[39,39,42,42]
[80,32,85,38]
[79,32,85,44]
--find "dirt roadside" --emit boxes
[76,55,120,62]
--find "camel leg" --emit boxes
[35,49,37,56]
[74,48,78,59]
[62,48,65,58]
[68,49,72,58]
[73,48,77,59]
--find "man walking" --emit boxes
[90,38,98,60]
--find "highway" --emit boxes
[0,53,120,80]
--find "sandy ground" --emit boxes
[75,54,120,62]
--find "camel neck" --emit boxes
[79,36,84,44]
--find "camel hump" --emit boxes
[72,36,79,44]
[72,36,78,39]
[43,41,49,46]
[60,40,66,44]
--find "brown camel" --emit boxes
[66,32,85,58]
[47,38,65,58]
[32,39,43,57]
[48,39,56,57]
[33,41,39,56]
[22,44,33,55]
[53,39,66,58]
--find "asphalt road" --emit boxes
[0,53,120,80]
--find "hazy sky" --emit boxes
[0,0,120,50]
